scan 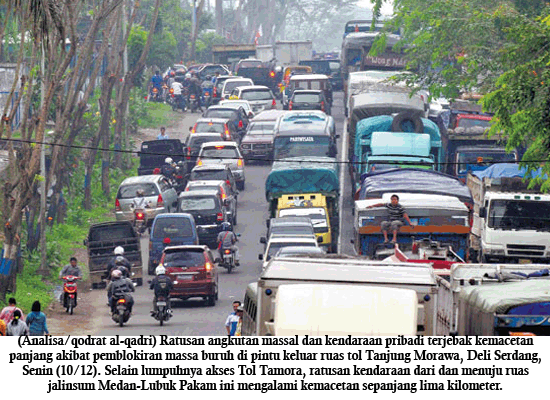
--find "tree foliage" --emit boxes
[370,0,550,187]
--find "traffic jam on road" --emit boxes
[85,21,550,337]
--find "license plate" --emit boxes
[519,259,532,264]
[156,301,167,306]
[177,275,194,280]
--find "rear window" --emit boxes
[190,170,228,181]
[179,196,218,211]
[241,90,273,101]
[188,136,223,152]
[205,109,237,119]
[187,184,218,192]
[293,93,321,102]
[152,217,194,239]
[238,60,263,68]
[224,80,252,93]
[194,122,225,134]
[201,146,239,159]
[164,250,205,268]
[142,141,179,154]
[89,224,134,242]
[293,81,323,90]
[271,226,314,235]
[117,183,159,199]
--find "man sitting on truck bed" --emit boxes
[366,194,414,243]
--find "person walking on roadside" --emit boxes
[225,301,241,336]
[6,310,28,336]
[234,305,243,336]
[157,126,169,140]
[26,301,49,336]
[0,297,24,324]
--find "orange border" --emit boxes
[358,225,471,235]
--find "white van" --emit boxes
[272,284,418,336]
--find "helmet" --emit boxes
[111,269,122,279]
[165,157,173,164]
[155,265,166,275]
[205,75,211,80]
[275,66,282,73]
[221,221,232,231]
[114,246,124,256]
[136,189,145,197]
[185,73,191,79]
[115,256,125,265]
[170,71,175,77]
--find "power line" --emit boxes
[0,136,547,167]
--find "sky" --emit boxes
[356,0,394,16]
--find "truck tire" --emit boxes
[391,111,424,133]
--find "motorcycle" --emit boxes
[149,86,162,102]
[111,294,133,327]
[152,295,172,326]
[202,86,212,108]
[220,248,236,274]
[133,208,147,234]
[61,275,81,315]
[188,93,200,113]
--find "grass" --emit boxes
[138,102,180,129]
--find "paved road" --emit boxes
[95,92,354,335]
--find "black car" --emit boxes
[289,90,331,115]
[185,132,227,173]
[177,189,230,248]
[188,164,238,195]
[138,139,186,175]
[203,106,250,139]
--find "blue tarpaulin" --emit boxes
[473,163,546,179]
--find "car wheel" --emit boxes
[238,181,245,191]
[206,295,216,307]
[136,278,143,286]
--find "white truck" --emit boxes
[273,284,418,336]
[256,257,439,336]
[273,40,313,66]
[467,168,550,264]
[435,262,550,335]
[255,45,275,63]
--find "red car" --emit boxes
[159,245,219,306]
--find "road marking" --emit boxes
[338,118,348,254]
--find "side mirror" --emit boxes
[479,207,487,218]
[266,219,270,228]
[350,239,355,244]
[248,112,254,119]
[335,134,340,139]
[260,237,267,244]
[258,254,263,260]
[83,239,88,246]
[317,236,323,243]
[223,199,230,207]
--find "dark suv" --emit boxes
[160,245,218,306]
[178,189,230,248]
[289,90,331,115]
[185,132,226,173]
[138,139,186,175]
[191,118,237,141]
[203,106,249,140]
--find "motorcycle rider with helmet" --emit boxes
[106,246,131,280]
[161,157,177,182]
[171,77,185,110]
[106,269,135,314]
[149,265,174,315]
[216,222,240,266]
[201,75,213,107]
[189,72,204,112]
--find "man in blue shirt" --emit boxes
[157,127,168,140]
[225,301,241,336]
[151,70,163,90]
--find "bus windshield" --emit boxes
[273,136,333,159]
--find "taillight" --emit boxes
[149,241,152,251]
[176,175,183,179]
[321,101,325,112]
[196,158,203,166]
[157,194,164,207]
[237,159,243,167]
[163,237,171,245]
[238,120,243,129]
[220,187,226,199]
[117,298,126,304]
[216,213,224,221]
[225,125,230,139]
[191,94,195,99]
[226,180,231,186]
[205,262,212,271]
[213,87,217,96]
[289,101,293,110]
[186,146,191,160]
[135,212,144,220]
[169,88,174,94]
[272,98,276,108]
[269,71,275,78]
[115,198,121,211]
[224,249,231,254]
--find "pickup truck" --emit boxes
[84,221,143,288]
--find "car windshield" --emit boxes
[293,93,321,103]
[190,170,227,181]
[457,151,517,174]
[279,207,328,233]
[194,122,224,134]
[241,90,273,101]
[457,117,491,129]
[205,109,237,119]
[248,122,275,135]
[201,147,239,159]
[266,242,316,260]
[164,251,205,268]
[179,197,217,211]
[152,218,194,239]
[273,136,332,159]
[488,200,550,230]
[117,183,159,199]
[224,80,252,93]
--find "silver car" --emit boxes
[115,175,179,223]
[231,85,276,113]
[196,141,246,190]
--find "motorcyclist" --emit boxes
[171,78,185,110]
[150,70,163,98]
[132,189,150,209]
[161,157,176,181]
[216,222,240,266]
[59,257,82,278]
[167,70,176,87]
[107,269,135,314]
[149,265,173,316]
[189,72,204,112]
[201,75,213,107]
[106,246,131,280]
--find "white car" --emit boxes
[221,78,254,100]
[258,236,320,270]
[196,141,246,190]
[231,85,276,113]
[219,99,254,118]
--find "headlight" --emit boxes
[488,248,505,255]
[241,144,251,150]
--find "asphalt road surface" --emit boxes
[94,92,354,335]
